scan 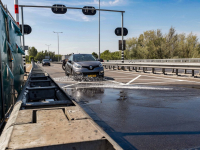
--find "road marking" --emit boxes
[106,70,183,81]
[132,81,176,85]
[104,78,124,85]
[106,70,200,84]
[62,83,79,88]
[126,75,141,85]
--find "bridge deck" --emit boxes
[0,64,122,150]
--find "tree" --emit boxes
[35,52,45,61]
[92,52,98,58]
[28,47,38,57]
[29,56,34,62]
[25,55,29,63]
[100,50,112,60]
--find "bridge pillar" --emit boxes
[192,70,194,76]
[176,69,178,76]
[152,68,155,74]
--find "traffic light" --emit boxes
[119,40,126,50]
[115,27,128,36]
[20,24,32,35]
[51,4,67,14]
[82,6,96,15]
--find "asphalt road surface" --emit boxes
[39,63,200,150]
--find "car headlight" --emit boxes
[99,63,103,67]
[74,63,82,68]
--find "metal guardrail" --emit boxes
[107,58,200,63]
[102,62,200,77]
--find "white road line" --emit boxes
[62,83,79,88]
[106,70,184,81]
[104,79,124,85]
[133,81,176,85]
[126,75,141,85]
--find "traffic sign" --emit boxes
[20,24,32,35]
[115,27,128,36]
[82,6,96,15]
[119,40,126,50]
[52,4,67,14]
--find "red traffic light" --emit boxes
[115,27,128,36]
[52,4,67,14]
[82,6,96,15]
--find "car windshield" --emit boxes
[43,59,49,62]
[73,54,96,62]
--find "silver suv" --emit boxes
[65,54,104,78]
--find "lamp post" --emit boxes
[45,44,51,59]
[53,31,63,62]
[99,0,100,59]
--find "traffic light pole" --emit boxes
[99,0,100,59]
[21,7,25,51]
[121,12,124,63]
[19,5,125,63]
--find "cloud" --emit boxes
[20,0,126,7]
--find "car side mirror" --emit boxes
[97,59,100,61]
[68,60,72,63]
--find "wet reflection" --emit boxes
[117,90,128,101]
[66,88,104,103]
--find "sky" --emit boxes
[1,0,200,55]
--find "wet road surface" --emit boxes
[39,63,200,150]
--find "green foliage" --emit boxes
[101,27,200,60]
[34,50,62,61]
[28,47,38,57]
[92,52,98,58]
[100,50,121,60]
[29,56,34,62]
[25,55,29,63]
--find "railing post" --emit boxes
[192,70,194,76]
[184,69,187,74]
[128,66,131,71]
[176,69,178,76]
[143,67,146,73]
[135,67,137,72]
[162,68,165,75]
[152,68,155,74]
[172,69,174,73]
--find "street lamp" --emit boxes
[99,0,100,59]
[45,44,51,59]
[53,31,63,62]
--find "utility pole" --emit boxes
[45,44,51,58]
[99,0,100,59]
[53,31,63,62]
